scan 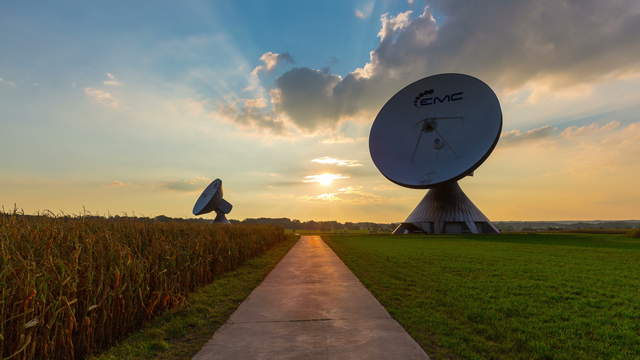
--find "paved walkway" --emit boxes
[193,236,429,360]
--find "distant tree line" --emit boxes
[130,215,396,232]
[30,214,395,232]
[496,220,640,232]
[5,211,639,233]
[236,217,396,232]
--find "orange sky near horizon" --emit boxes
[1,1,639,223]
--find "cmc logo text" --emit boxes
[413,89,464,107]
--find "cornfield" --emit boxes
[0,213,289,360]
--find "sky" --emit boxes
[1,0,639,222]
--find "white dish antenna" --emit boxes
[193,178,233,224]
[369,73,501,234]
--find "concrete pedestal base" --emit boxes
[393,181,499,235]
[213,212,230,224]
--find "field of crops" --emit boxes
[0,214,289,360]
[325,233,640,360]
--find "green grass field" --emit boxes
[324,233,640,360]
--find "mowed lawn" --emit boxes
[324,233,640,360]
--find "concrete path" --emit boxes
[193,236,429,360]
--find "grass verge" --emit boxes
[92,236,298,360]
[324,233,640,360]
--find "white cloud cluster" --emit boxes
[355,2,374,19]
[376,10,414,41]
[0,77,16,87]
[250,51,294,77]
[84,72,125,108]
[311,156,362,167]
[84,87,119,108]
[103,73,123,86]
[224,1,640,134]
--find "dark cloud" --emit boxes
[425,1,640,88]
[278,52,295,65]
[274,68,341,131]
[230,1,640,133]
[219,102,285,133]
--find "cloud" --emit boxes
[272,67,342,131]
[561,121,622,138]
[320,136,367,144]
[250,51,294,77]
[311,156,362,167]
[103,73,123,86]
[535,121,636,174]
[0,77,16,87]
[244,97,267,108]
[224,1,640,134]
[355,2,374,19]
[303,192,340,201]
[500,125,557,146]
[217,100,286,133]
[84,87,119,108]
[162,176,210,192]
[470,120,640,220]
[301,186,383,204]
[246,171,281,178]
[376,10,414,41]
[500,121,626,147]
[107,180,128,187]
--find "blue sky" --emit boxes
[1,1,405,82]
[1,1,639,221]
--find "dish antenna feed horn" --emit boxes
[369,73,501,234]
[192,178,233,224]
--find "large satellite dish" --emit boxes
[369,73,501,234]
[193,178,233,224]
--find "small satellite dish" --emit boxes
[193,178,233,224]
[369,73,501,234]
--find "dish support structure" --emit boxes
[393,181,499,234]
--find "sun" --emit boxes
[303,173,349,186]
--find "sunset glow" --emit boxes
[0,1,638,222]
[303,174,350,186]
[311,157,362,167]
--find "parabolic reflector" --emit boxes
[193,178,233,223]
[369,73,502,189]
[369,73,502,234]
